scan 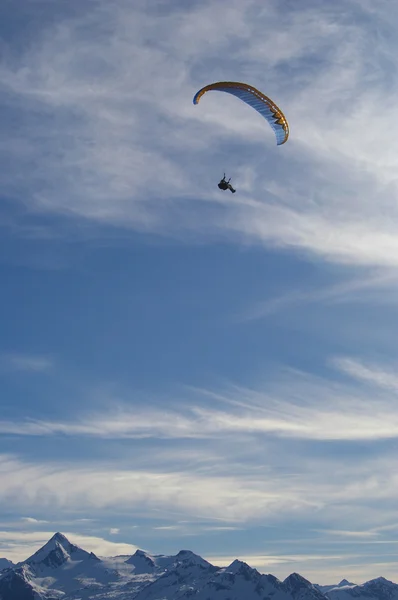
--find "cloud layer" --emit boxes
[1,357,398,441]
[0,356,397,533]
[2,0,398,265]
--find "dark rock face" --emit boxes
[0,567,36,600]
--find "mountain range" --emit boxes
[0,532,396,600]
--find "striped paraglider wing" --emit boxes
[193,81,289,145]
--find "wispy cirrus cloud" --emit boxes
[2,1,398,267]
[0,352,397,575]
[0,354,397,531]
[0,450,396,527]
[314,529,380,539]
[241,270,398,321]
[0,353,53,372]
[20,517,49,525]
[0,453,318,523]
[1,356,398,442]
[333,356,398,392]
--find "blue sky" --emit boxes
[1,0,398,584]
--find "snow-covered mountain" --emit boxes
[133,559,332,600]
[284,572,327,600]
[132,549,219,600]
[0,557,14,571]
[125,548,204,573]
[0,532,397,600]
[0,565,37,600]
[24,531,99,572]
[316,579,356,594]
[0,532,123,600]
[326,577,398,600]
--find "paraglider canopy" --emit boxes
[193,81,289,145]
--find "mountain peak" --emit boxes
[2,541,397,600]
[228,558,248,570]
[225,558,259,580]
[365,577,394,587]
[284,572,327,600]
[51,532,70,545]
[285,572,312,587]
[126,549,156,573]
[26,533,71,568]
[326,576,398,600]
[0,557,14,570]
[134,549,150,557]
[175,550,213,568]
[25,532,98,571]
[176,549,194,557]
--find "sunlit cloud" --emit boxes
[0,445,396,534]
[206,552,358,568]
[314,529,380,539]
[0,454,318,523]
[333,357,398,392]
[1,356,398,442]
[20,517,49,525]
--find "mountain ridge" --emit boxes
[0,532,396,600]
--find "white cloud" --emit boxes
[2,1,398,267]
[206,551,359,568]
[0,454,316,523]
[20,517,49,525]
[333,357,398,392]
[314,529,380,539]
[66,532,137,558]
[0,347,397,574]
[0,444,396,531]
[241,270,398,321]
[1,356,398,443]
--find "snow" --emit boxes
[0,533,397,600]
[325,577,398,600]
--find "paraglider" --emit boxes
[218,174,236,193]
[193,82,289,194]
[193,81,289,145]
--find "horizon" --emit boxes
[1,0,398,585]
[1,530,396,587]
